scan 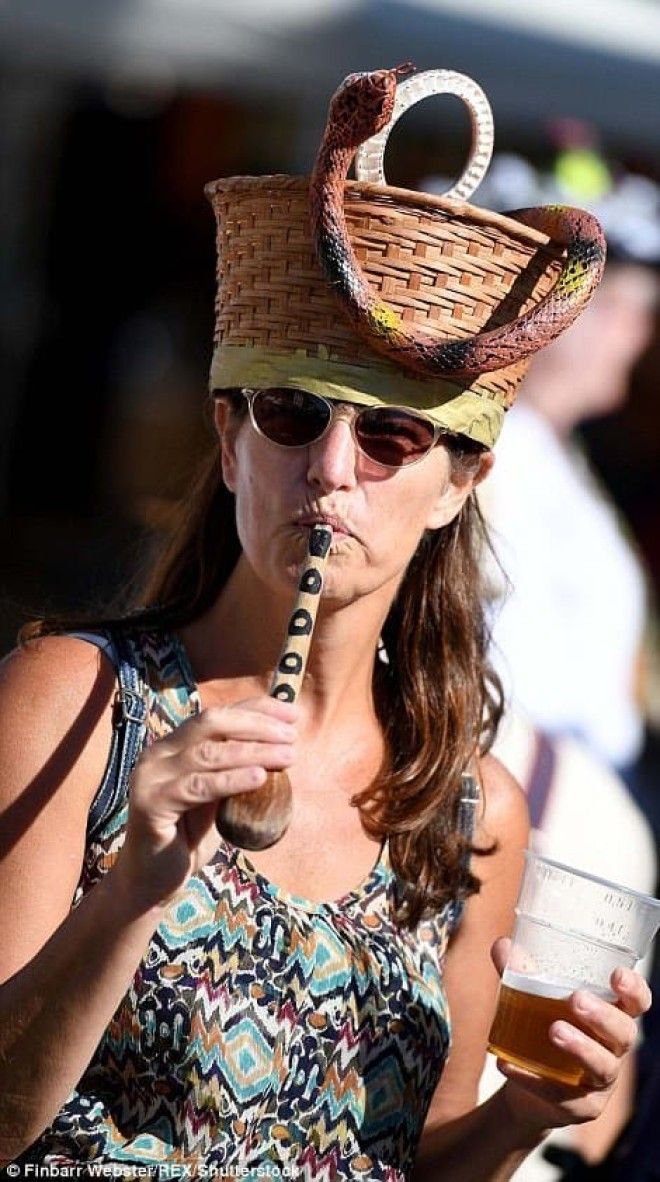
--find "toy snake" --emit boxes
[309,67,606,379]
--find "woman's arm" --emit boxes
[0,637,166,1164]
[0,637,298,1165]
[413,755,651,1181]
[413,754,531,1179]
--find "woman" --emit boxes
[0,67,651,1181]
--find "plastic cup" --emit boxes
[487,852,660,1085]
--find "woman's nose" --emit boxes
[306,415,359,492]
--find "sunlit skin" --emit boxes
[186,397,493,725]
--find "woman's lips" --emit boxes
[297,514,351,537]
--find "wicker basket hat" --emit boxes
[205,69,605,448]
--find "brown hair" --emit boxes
[370,504,501,926]
[22,391,502,928]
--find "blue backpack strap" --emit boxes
[86,629,148,842]
[448,773,481,933]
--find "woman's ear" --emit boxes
[213,396,239,493]
[471,449,495,488]
[425,449,494,530]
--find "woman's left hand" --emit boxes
[491,938,652,1134]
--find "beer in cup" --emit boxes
[488,853,660,1085]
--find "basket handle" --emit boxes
[351,69,606,377]
[354,69,494,200]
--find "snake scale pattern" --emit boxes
[309,67,607,380]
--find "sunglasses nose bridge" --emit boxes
[326,401,359,431]
[312,403,356,455]
[311,400,359,448]
[304,402,363,491]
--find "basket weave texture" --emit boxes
[206,174,565,417]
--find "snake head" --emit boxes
[325,68,406,151]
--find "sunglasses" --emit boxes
[242,387,446,469]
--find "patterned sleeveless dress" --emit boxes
[23,629,477,1180]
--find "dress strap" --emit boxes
[456,772,481,848]
[104,631,148,836]
[74,630,149,842]
[448,772,481,933]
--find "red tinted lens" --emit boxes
[355,407,436,466]
[251,389,330,446]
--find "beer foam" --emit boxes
[502,970,611,1000]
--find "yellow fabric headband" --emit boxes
[210,344,504,448]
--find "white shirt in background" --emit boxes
[482,402,647,769]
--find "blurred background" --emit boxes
[0,0,659,655]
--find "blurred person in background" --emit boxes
[482,258,658,781]
[471,140,660,1181]
[0,67,651,1182]
[472,132,660,791]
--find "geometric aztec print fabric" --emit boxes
[21,630,455,1179]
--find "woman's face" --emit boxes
[215,396,491,607]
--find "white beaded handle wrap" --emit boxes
[354,69,494,201]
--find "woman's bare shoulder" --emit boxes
[0,631,115,685]
[0,634,116,748]
[477,751,528,826]
[0,638,118,832]
[474,752,529,859]
[0,636,118,979]
[0,634,117,822]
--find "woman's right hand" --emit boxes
[112,696,298,908]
